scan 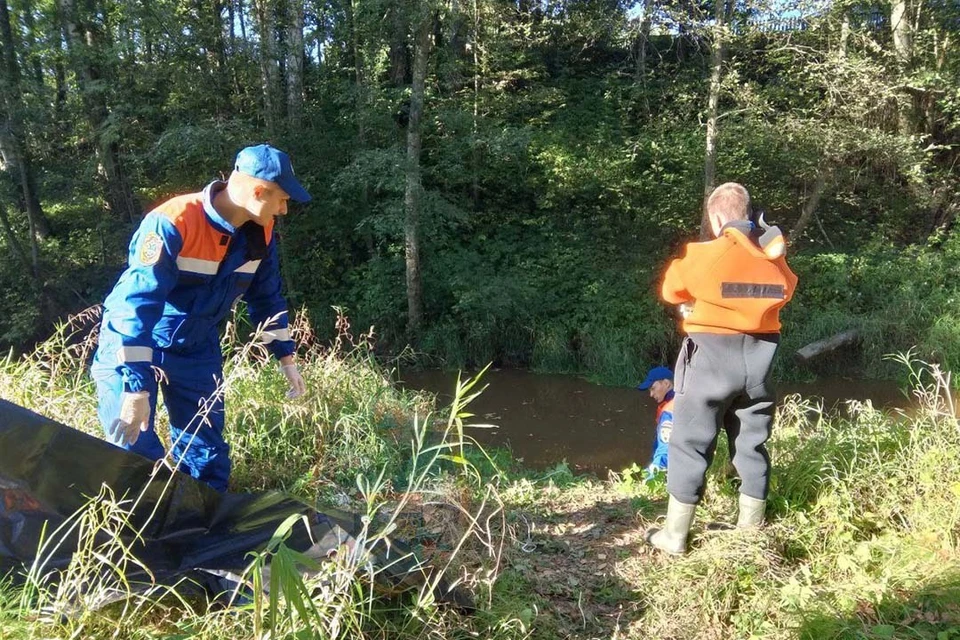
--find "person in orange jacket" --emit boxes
[646,182,797,555]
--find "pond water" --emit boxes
[397,369,908,475]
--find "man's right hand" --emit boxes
[108,391,151,446]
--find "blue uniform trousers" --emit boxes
[92,335,231,492]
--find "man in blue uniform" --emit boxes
[637,366,674,476]
[91,144,310,492]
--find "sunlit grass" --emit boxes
[610,353,960,639]
[0,308,529,639]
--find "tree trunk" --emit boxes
[633,0,652,116]
[890,0,913,65]
[699,0,730,239]
[0,0,51,239]
[254,0,280,136]
[471,0,480,209]
[53,54,67,117]
[0,198,34,277]
[348,0,370,223]
[788,172,828,244]
[890,0,919,134]
[285,0,304,128]
[404,11,432,338]
[228,0,236,44]
[387,2,408,86]
[633,0,650,82]
[143,13,153,64]
[228,0,244,99]
[839,13,850,58]
[52,0,68,125]
[18,0,44,86]
[207,0,228,115]
[238,0,248,41]
[57,0,140,222]
[445,0,465,89]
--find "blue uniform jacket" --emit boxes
[97,181,295,393]
[649,390,675,471]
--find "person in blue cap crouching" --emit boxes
[91,144,311,492]
[638,366,675,476]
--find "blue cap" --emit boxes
[637,366,673,390]
[234,144,311,203]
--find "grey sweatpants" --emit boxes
[666,332,779,505]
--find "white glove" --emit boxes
[678,302,694,319]
[280,363,306,400]
[107,391,151,447]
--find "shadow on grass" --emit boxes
[797,572,960,640]
[500,489,652,639]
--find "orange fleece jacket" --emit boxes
[661,225,798,334]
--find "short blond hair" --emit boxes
[706,182,751,226]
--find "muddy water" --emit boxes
[398,369,906,475]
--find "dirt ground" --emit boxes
[396,476,673,639]
[498,481,659,639]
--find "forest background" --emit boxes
[0,0,957,385]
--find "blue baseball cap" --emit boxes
[234,144,311,203]
[637,366,673,390]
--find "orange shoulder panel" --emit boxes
[152,193,229,261]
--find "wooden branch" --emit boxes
[789,171,828,244]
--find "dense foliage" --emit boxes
[0,0,957,382]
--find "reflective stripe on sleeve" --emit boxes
[176,256,220,275]
[261,328,291,344]
[116,346,154,363]
[235,260,262,274]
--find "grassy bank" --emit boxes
[2,313,960,639]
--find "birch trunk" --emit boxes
[699,0,730,239]
[285,0,305,128]
[404,11,432,338]
[633,0,650,82]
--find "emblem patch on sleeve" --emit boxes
[660,421,673,443]
[139,232,164,266]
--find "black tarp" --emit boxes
[0,399,470,609]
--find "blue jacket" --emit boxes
[97,182,295,393]
[649,390,674,471]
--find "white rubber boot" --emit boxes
[645,496,696,555]
[736,494,766,528]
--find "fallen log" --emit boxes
[795,329,861,362]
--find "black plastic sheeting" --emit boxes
[0,399,472,610]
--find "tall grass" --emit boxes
[0,308,528,640]
[627,353,960,639]
[7,308,960,639]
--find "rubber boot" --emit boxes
[736,494,766,528]
[645,496,696,555]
